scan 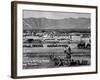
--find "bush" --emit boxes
[32,45,43,47]
[47,44,68,47]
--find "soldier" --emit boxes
[68,46,71,53]
[64,46,71,66]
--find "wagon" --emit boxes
[77,41,91,49]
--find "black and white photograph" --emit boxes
[11,1,97,78]
[23,10,91,69]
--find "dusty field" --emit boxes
[23,42,91,69]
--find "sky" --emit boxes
[23,10,90,19]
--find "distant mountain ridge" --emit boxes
[23,17,90,30]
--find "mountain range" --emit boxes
[23,17,90,30]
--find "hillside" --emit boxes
[23,17,90,30]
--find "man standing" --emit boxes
[64,46,71,66]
